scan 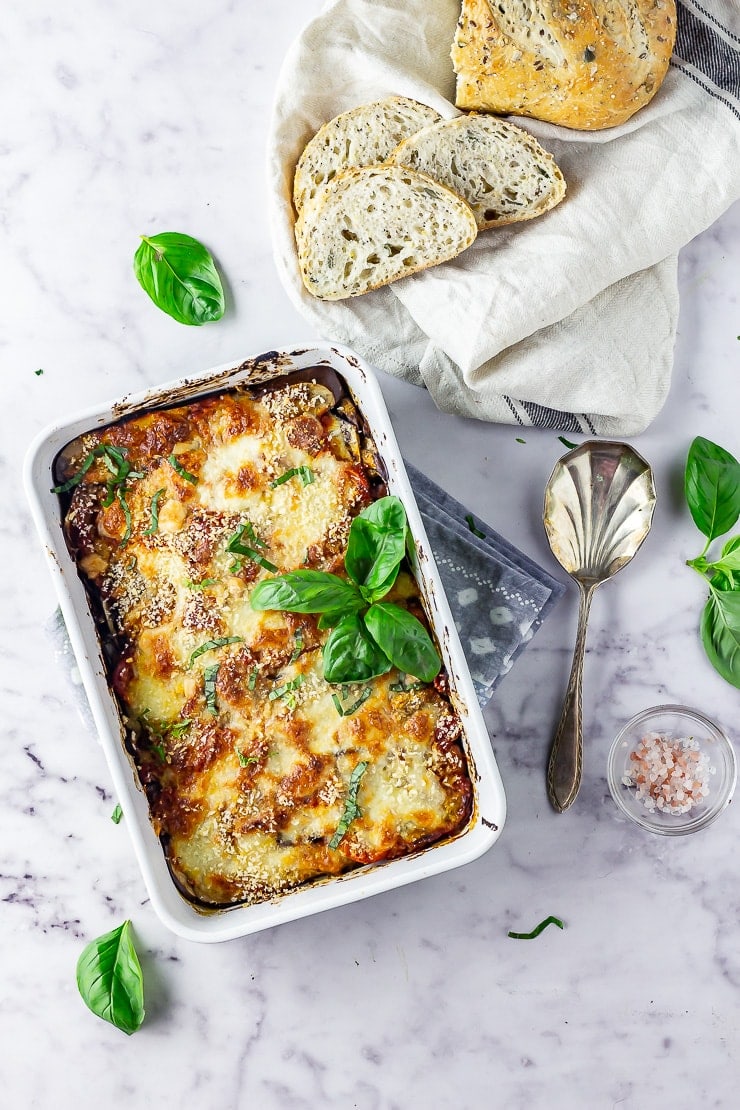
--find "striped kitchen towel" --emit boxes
[269,0,740,435]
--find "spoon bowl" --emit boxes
[543,441,657,812]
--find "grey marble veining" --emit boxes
[2,1,740,1107]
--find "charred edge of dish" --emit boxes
[481,818,499,831]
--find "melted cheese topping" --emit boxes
[58,379,472,906]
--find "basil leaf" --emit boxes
[268,675,304,701]
[332,686,373,716]
[363,602,440,682]
[203,664,220,715]
[508,916,564,940]
[226,523,278,572]
[685,437,740,542]
[700,584,740,688]
[270,466,315,488]
[133,232,225,326]
[250,570,363,615]
[168,453,198,485]
[323,614,391,684]
[143,488,165,535]
[317,610,346,630]
[76,920,145,1035]
[329,761,369,849]
[188,636,243,668]
[346,497,407,592]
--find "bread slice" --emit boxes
[293,96,442,212]
[451,0,676,131]
[294,165,478,300]
[388,114,565,230]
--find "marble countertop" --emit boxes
[3,2,740,1106]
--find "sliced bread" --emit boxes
[294,164,478,301]
[293,95,442,212]
[387,113,566,230]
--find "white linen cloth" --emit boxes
[268,0,740,435]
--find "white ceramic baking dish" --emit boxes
[24,344,506,942]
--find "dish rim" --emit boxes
[24,342,506,941]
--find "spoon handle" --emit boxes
[547,581,596,812]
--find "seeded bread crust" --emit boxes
[294,164,478,300]
[388,113,566,229]
[451,0,677,131]
[293,95,443,212]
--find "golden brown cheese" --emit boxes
[56,377,473,907]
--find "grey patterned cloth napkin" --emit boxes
[48,467,564,716]
[406,463,563,707]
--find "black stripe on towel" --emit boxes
[675,2,740,100]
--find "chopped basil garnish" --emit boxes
[558,436,578,450]
[268,675,304,702]
[464,513,485,539]
[151,740,166,762]
[329,761,368,849]
[389,675,426,693]
[289,629,304,663]
[270,466,315,488]
[236,749,259,767]
[168,453,198,484]
[332,686,373,716]
[184,577,218,590]
[143,488,166,535]
[226,522,278,573]
[169,718,193,739]
[111,804,123,824]
[188,636,243,668]
[117,487,133,545]
[203,664,220,715]
[248,667,258,691]
[52,445,143,529]
[508,916,564,940]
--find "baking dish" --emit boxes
[24,344,506,942]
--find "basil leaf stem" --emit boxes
[329,762,369,849]
[188,636,243,668]
[168,453,198,484]
[76,920,145,1035]
[508,916,564,940]
[133,232,225,326]
[143,488,166,535]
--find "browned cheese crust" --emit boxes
[55,378,473,906]
[451,0,677,130]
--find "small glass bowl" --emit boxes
[607,704,736,835]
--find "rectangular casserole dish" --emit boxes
[24,344,506,942]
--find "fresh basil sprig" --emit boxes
[76,920,145,1035]
[684,436,740,687]
[134,232,225,326]
[250,496,440,684]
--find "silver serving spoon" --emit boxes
[543,441,657,812]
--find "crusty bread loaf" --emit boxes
[293,96,442,212]
[294,165,478,300]
[451,0,677,131]
[388,113,566,229]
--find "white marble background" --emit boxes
[2,1,740,1107]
